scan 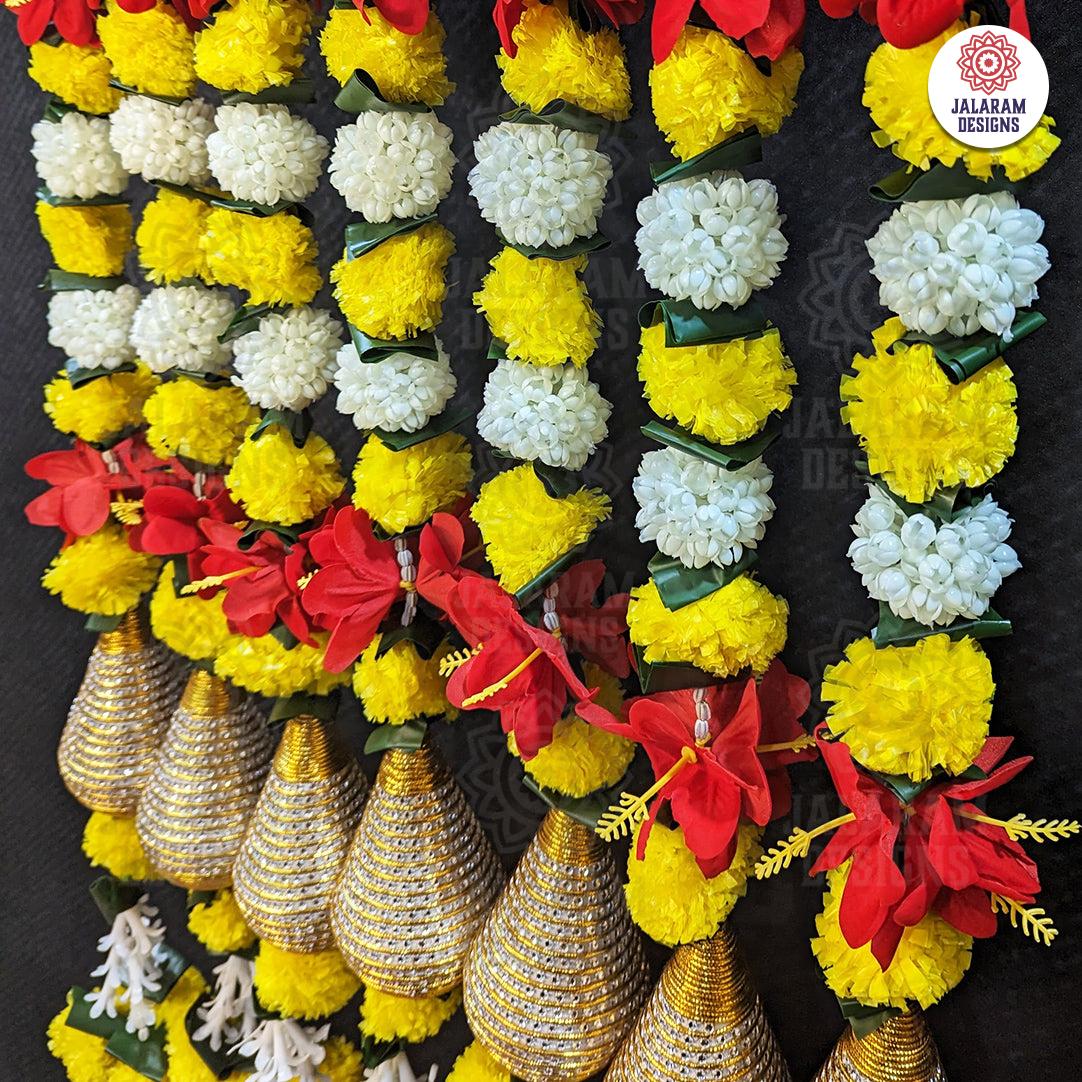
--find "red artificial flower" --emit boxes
[25,441,130,540]
[301,506,405,671]
[548,560,631,678]
[818,0,1029,49]
[353,0,429,35]
[7,0,100,46]
[442,575,613,759]
[494,0,645,57]
[651,0,804,63]
[130,473,241,557]
[751,659,816,820]
[416,509,485,615]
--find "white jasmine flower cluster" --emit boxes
[129,285,235,374]
[476,359,611,470]
[206,103,328,206]
[634,449,774,570]
[334,340,456,433]
[867,193,1049,340]
[636,173,787,310]
[31,113,127,200]
[234,1019,329,1082]
[329,111,454,222]
[849,486,1020,626]
[469,122,612,249]
[108,95,215,185]
[48,285,140,370]
[231,306,344,411]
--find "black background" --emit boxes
[1,4,1079,1078]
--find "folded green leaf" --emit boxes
[364,717,429,754]
[650,128,762,184]
[349,325,438,362]
[648,549,758,611]
[837,997,903,1037]
[250,408,312,448]
[66,987,122,1039]
[370,404,470,451]
[496,230,609,262]
[269,692,339,724]
[37,185,129,208]
[85,611,125,633]
[375,612,445,660]
[872,602,1012,648]
[345,213,436,260]
[870,161,1019,203]
[66,359,138,389]
[500,98,612,135]
[42,269,126,292]
[185,997,252,1079]
[334,69,428,114]
[637,296,769,347]
[641,415,781,470]
[106,1024,168,1082]
[522,775,625,830]
[218,303,281,343]
[223,77,315,106]
[631,642,717,695]
[153,180,299,218]
[512,543,588,607]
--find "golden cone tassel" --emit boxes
[462,808,651,1082]
[606,927,791,1082]
[57,609,184,814]
[331,738,504,996]
[814,1010,946,1082]
[232,716,367,953]
[135,670,274,890]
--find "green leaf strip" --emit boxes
[512,543,589,607]
[152,180,298,218]
[500,98,612,135]
[36,185,129,207]
[872,602,1012,648]
[637,296,769,347]
[41,269,125,292]
[870,161,1019,203]
[218,303,282,343]
[650,128,763,184]
[269,692,339,723]
[631,642,717,695]
[349,325,438,362]
[334,69,429,114]
[648,549,758,611]
[344,213,436,260]
[364,717,429,754]
[496,229,609,262]
[370,404,471,451]
[250,408,312,448]
[222,77,316,106]
[641,415,782,470]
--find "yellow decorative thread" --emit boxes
[755,814,857,879]
[958,811,1080,843]
[460,647,545,708]
[596,746,698,841]
[990,894,1058,946]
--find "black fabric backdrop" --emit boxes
[1,4,1080,1078]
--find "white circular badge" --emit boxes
[928,25,1049,149]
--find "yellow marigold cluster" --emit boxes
[187,888,257,954]
[47,993,116,1082]
[639,323,795,445]
[823,635,993,781]
[812,862,972,1009]
[144,381,257,467]
[44,365,157,444]
[226,426,344,526]
[498,0,630,120]
[471,463,610,593]
[194,0,310,93]
[447,1041,511,1082]
[474,248,600,367]
[650,26,803,160]
[98,0,197,98]
[137,190,211,286]
[319,7,454,104]
[202,208,321,306]
[28,42,120,113]
[842,320,1018,504]
[865,22,1059,181]
[351,433,473,534]
[625,821,763,945]
[254,943,360,1019]
[150,562,237,662]
[214,632,349,697]
[360,986,461,1044]
[43,525,160,616]
[82,811,156,880]
[628,575,787,677]
[37,202,132,279]
[510,665,632,796]
[331,223,454,340]
[353,633,451,725]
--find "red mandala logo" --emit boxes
[957,30,1021,94]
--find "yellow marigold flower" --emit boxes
[628,575,787,678]
[150,562,237,662]
[842,320,1017,504]
[353,633,452,725]
[625,820,762,946]
[137,190,211,286]
[360,986,461,1043]
[163,1027,220,1082]
[144,381,258,467]
[812,862,972,1009]
[865,23,1059,181]
[351,433,473,535]
[215,632,349,697]
[651,27,802,160]
[497,0,630,121]
[823,635,993,781]
[187,888,257,954]
[471,463,610,593]
[639,323,795,445]
[36,202,132,279]
[98,0,197,98]
[510,664,632,797]
[319,7,454,104]
[44,365,157,444]
[47,994,114,1082]
[321,1038,365,1082]
[227,425,344,526]
[254,943,360,1020]
[82,812,156,880]
[447,1041,511,1082]
[474,247,600,368]
[28,42,120,114]
[331,223,454,340]
[194,0,310,93]
[43,525,161,617]
[157,967,208,1032]
[202,208,321,307]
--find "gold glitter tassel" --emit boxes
[232,716,367,953]
[135,670,274,890]
[331,738,504,996]
[57,609,184,814]
[462,808,651,1082]
[814,1010,946,1082]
